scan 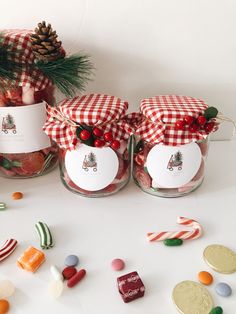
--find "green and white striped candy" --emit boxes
[35,221,54,249]
[0,203,6,210]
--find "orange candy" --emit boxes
[12,192,23,200]
[0,299,10,314]
[198,271,213,285]
[17,246,45,272]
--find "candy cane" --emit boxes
[0,239,18,261]
[147,217,203,242]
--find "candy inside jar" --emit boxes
[44,94,133,197]
[133,95,219,197]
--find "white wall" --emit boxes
[2,0,236,139]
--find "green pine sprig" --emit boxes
[0,33,22,92]
[35,54,94,98]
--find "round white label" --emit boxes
[65,144,119,191]
[146,142,202,188]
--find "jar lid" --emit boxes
[136,95,217,146]
[140,95,208,123]
[58,94,129,125]
[2,29,51,91]
[44,94,131,150]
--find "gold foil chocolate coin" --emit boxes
[203,244,236,274]
[172,280,213,314]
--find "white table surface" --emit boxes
[1,140,236,314]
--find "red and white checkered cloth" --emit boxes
[44,94,133,149]
[135,95,217,146]
[2,29,51,91]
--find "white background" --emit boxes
[1,141,236,313]
[1,0,236,139]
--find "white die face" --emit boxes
[146,142,202,188]
[65,144,119,191]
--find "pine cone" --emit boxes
[30,21,63,62]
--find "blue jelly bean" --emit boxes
[65,255,79,267]
[215,282,232,297]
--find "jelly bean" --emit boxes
[0,203,6,211]
[209,306,223,314]
[12,192,23,200]
[64,255,79,267]
[198,271,213,285]
[111,258,125,271]
[0,299,9,314]
[62,266,77,280]
[0,280,15,298]
[164,238,183,246]
[50,265,63,281]
[67,269,86,288]
[48,280,63,298]
[215,282,232,297]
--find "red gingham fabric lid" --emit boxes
[44,94,132,150]
[2,29,51,91]
[136,95,215,146]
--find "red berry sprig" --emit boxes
[91,128,120,150]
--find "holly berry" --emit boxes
[184,115,194,125]
[93,127,103,137]
[80,129,91,141]
[175,120,185,130]
[189,124,199,133]
[104,132,113,142]
[111,140,120,150]
[204,122,215,133]
[94,139,105,147]
[197,115,207,126]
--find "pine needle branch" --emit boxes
[35,54,94,97]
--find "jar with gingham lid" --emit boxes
[44,94,133,197]
[133,95,219,197]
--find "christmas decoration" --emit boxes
[132,95,221,197]
[30,21,93,97]
[44,94,132,197]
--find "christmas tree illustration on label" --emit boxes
[167,151,183,171]
[82,152,97,172]
[2,114,17,134]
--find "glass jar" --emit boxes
[44,94,132,197]
[133,137,209,197]
[0,30,58,178]
[60,139,131,197]
[133,95,218,197]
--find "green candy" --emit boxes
[209,306,223,314]
[0,202,6,210]
[164,238,183,246]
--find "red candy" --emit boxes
[67,269,86,288]
[62,266,77,280]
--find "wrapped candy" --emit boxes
[44,94,133,197]
[132,95,219,197]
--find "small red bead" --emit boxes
[175,120,185,130]
[189,124,199,133]
[197,115,207,126]
[80,129,91,141]
[204,122,215,133]
[93,127,103,137]
[111,140,120,150]
[94,139,105,147]
[184,115,194,125]
[104,132,113,142]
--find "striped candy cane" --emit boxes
[147,217,203,242]
[0,239,18,261]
